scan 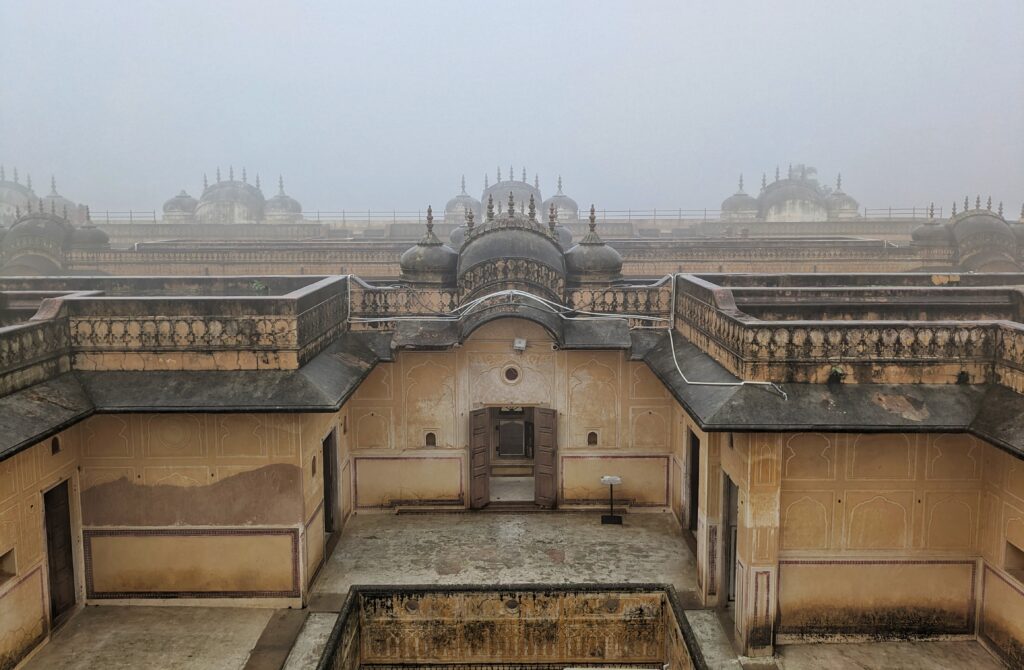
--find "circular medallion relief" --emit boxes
[502,365,521,384]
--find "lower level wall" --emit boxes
[980,563,1024,667]
[776,559,976,640]
[83,527,301,602]
[0,566,46,670]
[353,454,464,508]
[560,454,670,507]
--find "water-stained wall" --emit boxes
[345,318,676,509]
[77,410,348,605]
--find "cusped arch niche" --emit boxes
[403,355,455,448]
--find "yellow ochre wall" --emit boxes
[345,319,677,509]
[0,427,83,670]
[77,411,350,606]
[979,445,1024,666]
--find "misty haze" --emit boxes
[0,2,1022,670]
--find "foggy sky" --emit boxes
[1,0,1022,213]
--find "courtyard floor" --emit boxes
[19,511,1008,669]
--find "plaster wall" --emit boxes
[0,426,82,670]
[344,318,676,509]
[76,411,347,606]
[774,432,985,643]
[978,445,1024,666]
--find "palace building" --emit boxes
[0,168,1022,668]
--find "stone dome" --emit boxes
[481,166,542,215]
[825,175,859,219]
[71,218,110,249]
[720,176,758,221]
[565,206,622,282]
[41,177,77,220]
[444,176,482,226]
[1,208,74,274]
[911,219,954,245]
[759,178,827,221]
[541,177,579,223]
[948,206,1019,271]
[0,167,36,227]
[449,224,467,249]
[194,169,266,224]
[163,190,198,215]
[400,206,458,284]
[458,192,565,300]
[265,177,303,222]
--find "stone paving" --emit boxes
[776,639,1004,670]
[313,510,697,596]
[22,605,272,670]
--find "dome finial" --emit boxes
[952,201,957,216]
[242,167,247,184]
[229,166,234,181]
[836,173,843,191]
[509,164,514,182]
[203,173,208,189]
[497,166,501,182]
[255,173,261,190]
[528,194,536,221]
[986,196,992,210]
[589,204,596,232]
[976,195,981,210]
[465,206,475,229]
[507,190,515,215]
[534,173,539,189]
[738,174,744,193]
[484,173,489,189]
[557,175,563,194]
[775,166,780,182]
[426,205,434,233]
[787,163,793,179]
[460,175,466,195]
[216,167,221,182]
[486,194,494,221]
[928,202,935,219]
[761,173,767,191]
[50,175,57,195]
[998,201,1003,217]
[521,167,526,182]
[964,196,969,211]
[278,175,285,195]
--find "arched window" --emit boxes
[425,432,437,447]
[587,431,598,446]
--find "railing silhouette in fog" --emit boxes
[87,206,943,226]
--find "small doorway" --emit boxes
[321,429,338,535]
[724,475,740,606]
[491,407,534,504]
[688,432,701,534]
[469,407,557,508]
[44,480,76,626]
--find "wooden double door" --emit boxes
[470,407,557,509]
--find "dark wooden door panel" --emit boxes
[534,407,557,509]
[44,480,75,624]
[470,408,491,509]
